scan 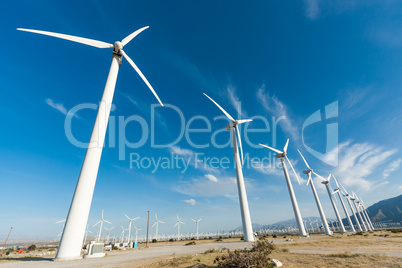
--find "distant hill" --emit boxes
[342,194,402,226]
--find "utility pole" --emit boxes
[146,211,149,248]
[1,227,13,256]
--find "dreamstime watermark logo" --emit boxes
[63,100,339,171]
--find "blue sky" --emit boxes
[1,0,402,239]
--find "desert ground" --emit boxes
[0,229,401,267]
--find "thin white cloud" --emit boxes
[226,84,247,118]
[383,158,402,179]
[169,146,194,157]
[205,174,218,182]
[175,176,253,198]
[168,146,218,173]
[183,199,196,206]
[257,85,299,141]
[45,98,68,115]
[333,142,397,191]
[304,0,320,20]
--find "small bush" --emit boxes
[272,235,277,238]
[185,241,196,246]
[216,238,223,242]
[354,231,364,236]
[169,238,175,242]
[204,248,220,254]
[214,235,275,267]
[152,239,157,243]
[27,244,36,251]
[48,248,55,252]
[112,246,118,250]
[283,236,287,238]
[281,248,289,252]
[240,236,244,240]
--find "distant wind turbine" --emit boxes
[174,215,185,240]
[298,150,332,235]
[56,219,66,237]
[259,140,308,237]
[353,193,373,231]
[125,214,139,244]
[331,176,355,232]
[104,227,114,244]
[17,26,164,260]
[339,183,363,231]
[192,218,202,240]
[317,174,346,233]
[152,213,165,241]
[134,226,142,243]
[204,93,254,242]
[93,210,112,241]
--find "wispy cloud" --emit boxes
[257,84,299,141]
[168,146,218,173]
[182,199,196,206]
[333,141,397,191]
[226,84,248,118]
[45,98,68,115]
[304,0,320,20]
[174,175,253,198]
[205,174,218,182]
[383,158,402,179]
[170,146,194,157]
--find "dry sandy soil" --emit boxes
[0,229,401,267]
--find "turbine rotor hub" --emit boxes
[113,41,123,56]
[225,122,236,130]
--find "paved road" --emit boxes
[0,241,254,268]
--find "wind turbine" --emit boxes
[174,215,185,240]
[317,174,346,233]
[104,227,114,244]
[298,150,332,235]
[331,176,355,232]
[56,219,66,237]
[259,140,308,237]
[134,226,142,243]
[354,193,373,231]
[124,214,139,244]
[339,183,363,232]
[358,197,375,230]
[17,26,164,260]
[192,218,202,240]
[152,213,165,241]
[203,93,254,242]
[93,210,112,241]
[350,192,368,231]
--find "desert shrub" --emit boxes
[191,238,195,240]
[389,229,402,233]
[185,241,196,246]
[152,239,157,243]
[216,238,223,242]
[240,236,244,241]
[282,236,287,238]
[48,248,56,252]
[169,238,175,242]
[214,235,275,267]
[281,248,289,252]
[204,248,220,254]
[272,235,277,238]
[112,246,118,250]
[27,244,36,251]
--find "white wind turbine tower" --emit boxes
[125,214,139,244]
[203,93,255,242]
[104,227,114,244]
[259,140,308,237]
[192,218,202,240]
[298,150,332,235]
[134,226,142,243]
[350,192,368,231]
[318,174,346,233]
[56,219,66,237]
[174,215,185,240]
[331,176,355,232]
[120,226,127,243]
[93,210,112,241]
[17,26,164,260]
[340,183,363,232]
[354,193,373,231]
[358,197,374,230]
[152,213,165,241]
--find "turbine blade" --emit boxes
[198,219,202,222]
[56,220,66,224]
[236,119,252,124]
[93,220,101,227]
[133,217,140,221]
[236,126,244,165]
[125,214,131,221]
[306,176,311,186]
[152,222,157,228]
[312,171,327,181]
[297,149,311,170]
[192,219,196,222]
[17,28,114,48]
[121,26,149,47]
[203,93,235,122]
[332,175,340,189]
[121,50,164,106]
[327,174,332,182]
[259,144,283,154]
[104,220,112,224]
[110,227,115,230]
[159,221,165,224]
[174,222,178,227]
[285,156,300,185]
[283,139,289,153]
